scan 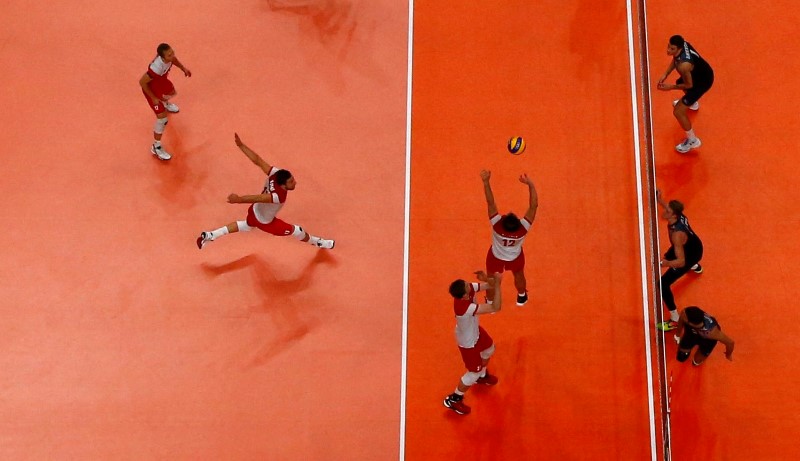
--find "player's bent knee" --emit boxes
[291,225,306,240]
[677,350,690,362]
[480,344,495,360]
[154,117,168,134]
[461,371,482,387]
[236,220,252,232]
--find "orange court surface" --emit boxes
[2,0,799,460]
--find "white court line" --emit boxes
[624,0,658,459]
[398,0,414,458]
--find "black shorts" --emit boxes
[678,333,718,356]
[676,73,714,106]
[663,246,703,267]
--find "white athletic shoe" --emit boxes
[316,239,335,249]
[150,144,172,160]
[165,102,180,113]
[672,99,700,110]
[675,138,702,153]
[196,231,212,249]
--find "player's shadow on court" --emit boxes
[201,250,337,367]
[262,0,388,93]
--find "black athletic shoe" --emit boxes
[516,292,528,306]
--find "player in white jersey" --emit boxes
[138,43,191,160]
[196,133,335,250]
[480,170,539,306]
[443,271,503,416]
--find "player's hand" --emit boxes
[657,82,670,91]
[519,173,533,185]
[725,350,734,361]
[674,335,680,344]
[474,270,488,282]
[234,133,243,147]
[480,170,491,182]
[227,193,240,203]
[492,272,502,284]
[183,68,192,77]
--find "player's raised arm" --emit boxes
[519,173,539,223]
[234,133,273,175]
[480,170,498,218]
[475,273,502,314]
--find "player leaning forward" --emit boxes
[139,43,191,160]
[197,133,335,250]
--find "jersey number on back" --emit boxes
[501,239,518,247]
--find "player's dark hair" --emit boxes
[501,213,522,232]
[668,200,684,216]
[684,306,705,325]
[449,279,467,299]
[669,35,685,48]
[157,43,172,57]
[274,169,293,186]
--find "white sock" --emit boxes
[670,310,679,322]
[479,369,487,378]
[454,388,464,396]
[487,299,493,305]
[685,129,696,141]
[153,140,162,147]
[308,235,321,246]
[210,227,229,240]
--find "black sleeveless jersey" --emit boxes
[669,215,703,255]
[674,42,713,82]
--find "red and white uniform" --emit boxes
[147,56,174,97]
[489,213,531,261]
[245,167,294,236]
[453,283,493,372]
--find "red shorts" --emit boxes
[486,247,525,274]
[458,326,494,373]
[143,78,175,115]
[246,205,294,236]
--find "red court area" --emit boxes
[0,1,408,459]
[405,1,656,460]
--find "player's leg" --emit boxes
[676,334,699,362]
[197,220,251,249]
[689,241,704,274]
[289,223,335,249]
[444,347,484,415]
[691,338,718,366]
[657,266,691,330]
[143,87,172,160]
[508,252,528,306]
[485,248,505,302]
[473,327,497,385]
[162,85,179,113]
[673,78,703,153]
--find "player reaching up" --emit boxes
[480,170,539,306]
[197,133,335,250]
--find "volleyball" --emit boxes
[507,136,526,155]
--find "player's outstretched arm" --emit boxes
[172,57,192,77]
[227,193,274,204]
[519,173,539,223]
[475,273,502,315]
[657,61,676,87]
[708,327,735,361]
[234,133,272,175]
[480,170,498,218]
[655,189,669,213]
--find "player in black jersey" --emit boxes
[657,35,714,154]
[655,190,704,331]
[674,306,734,365]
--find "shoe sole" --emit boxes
[676,140,702,153]
[150,148,172,161]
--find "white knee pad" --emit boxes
[480,344,496,360]
[154,117,168,134]
[236,220,252,232]
[291,225,306,240]
[461,370,483,387]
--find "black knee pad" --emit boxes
[677,350,690,362]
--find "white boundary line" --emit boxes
[398,0,414,459]
[624,0,658,459]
